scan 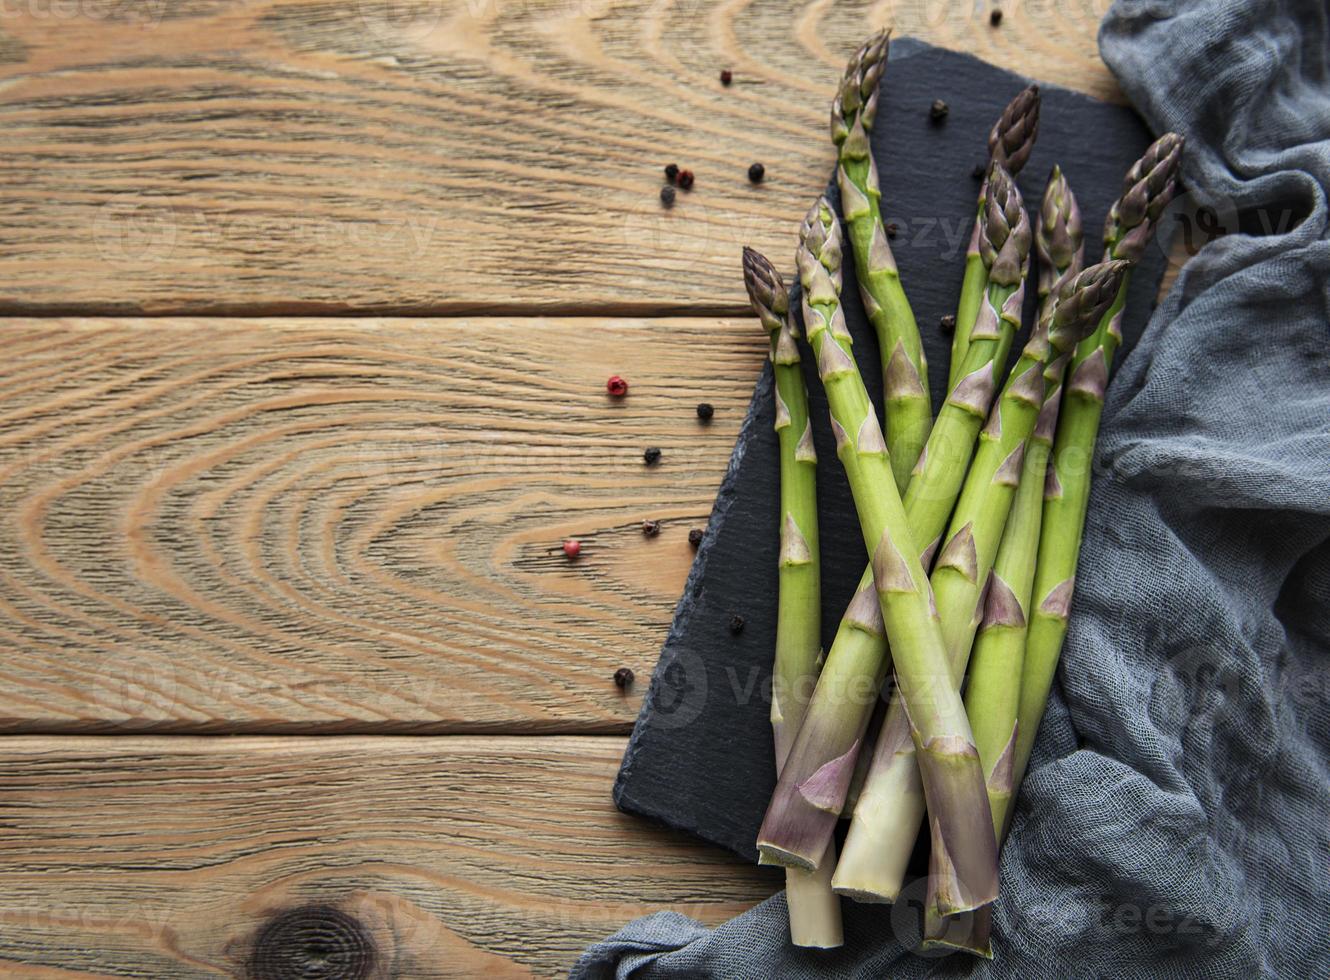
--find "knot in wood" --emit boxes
[248,905,377,980]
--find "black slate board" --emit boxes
[614,39,1168,863]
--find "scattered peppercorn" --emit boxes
[971,163,987,180]
[720,69,733,86]
[728,614,745,635]
[677,169,695,190]
[990,8,1003,26]
[606,375,629,397]
[748,162,765,184]
[930,99,950,122]
[643,447,662,465]
[614,667,635,689]
[688,528,704,548]
[885,222,899,239]
[660,185,676,207]
[563,539,581,559]
[642,519,661,537]
[940,314,957,334]
[696,402,714,421]
[664,162,679,182]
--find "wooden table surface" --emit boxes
[0,3,1116,976]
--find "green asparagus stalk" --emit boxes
[920,179,1087,955]
[757,249,823,775]
[837,261,1127,911]
[904,160,1029,595]
[751,181,993,881]
[1013,132,1185,833]
[760,166,1026,893]
[947,85,1041,392]
[749,207,999,915]
[966,165,1086,836]
[833,31,932,491]
[831,161,1031,903]
[745,243,844,948]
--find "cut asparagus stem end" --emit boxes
[921,904,994,958]
[758,843,818,872]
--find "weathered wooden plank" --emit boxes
[0,317,764,732]
[0,735,775,978]
[0,0,1114,314]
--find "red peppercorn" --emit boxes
[677,169,695,190]
[606,375,628,397]
[720,69,733,86]
[562,539,581,559]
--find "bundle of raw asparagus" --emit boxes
[742,32,1183,955]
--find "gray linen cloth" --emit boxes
[572,0,1330,975]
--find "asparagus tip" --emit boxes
[1045,258,1131,350]
[979,161,1032,285]
[831,30,892,142]
[988,83,1041,176]
[742,247,789,331]
[1104,131,1186,263]
[1036,163,1085,297]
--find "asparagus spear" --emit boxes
[831,161,1031,903]
[919,172,1087,957]
[749,211,999,915]
[833,31,932,491]
[947,85,1042,392]
[966,166,1086,836]
[907,161,1030,611]
[760,170,1027,902]
[1013,132,1185,829]
[923,142,1181,955]
[837,262,1126,910]
[744,245,844,949]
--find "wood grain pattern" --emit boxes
[0,316,764,732]
[0,735,775,978]
[0,0,1118,315]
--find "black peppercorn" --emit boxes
[614,667,634,689]
[664,163,679,182]
[688,528,704,548]
[643,447,662,465]
[940,314,957,334]
[728,614,745,635]
[660,186,676,207]
[748,162,765,183]
[720,69,733,86]
[990,8,1003,26]
[642,519,661,537]
[696,402,714,421]
[971,163,987,180]
[930,99,949,122]
[886,222,898,239]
